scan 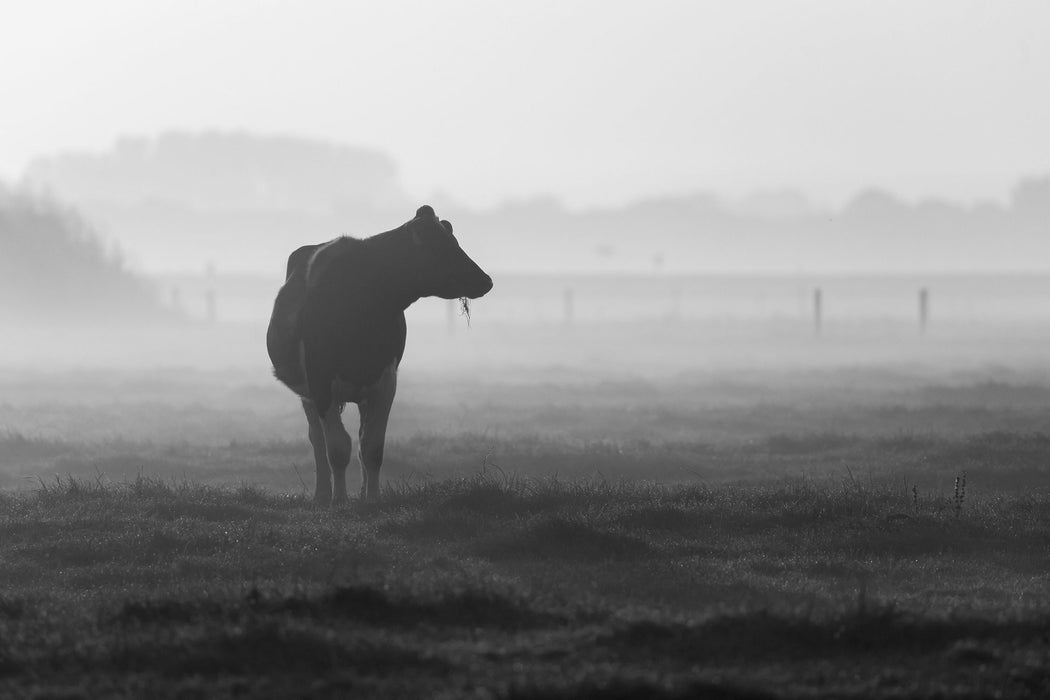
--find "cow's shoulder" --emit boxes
[304,237,378,306]
[285,243,323,281]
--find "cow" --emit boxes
[266,205,493,504]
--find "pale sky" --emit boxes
[1,0,1048,209]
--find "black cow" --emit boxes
[266,205,492,503]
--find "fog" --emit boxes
[1,1,1048,379]
[3,1,1050,208]
[0,0,1048,425]
[3,2,1050,281]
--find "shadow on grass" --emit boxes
[614,504,714,532]
[474,515,652,563]
[272,585,565,629]
[598,607,1050,663]
[114,584,565,630]
[505,677,778,700]
[110,619,445,677]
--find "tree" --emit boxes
[0,186,165,323]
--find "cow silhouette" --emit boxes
[267,205,493,503]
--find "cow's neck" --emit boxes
[361,228,423,312]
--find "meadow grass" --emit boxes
[0,473,1047,698]
[4,426,1050,497]
[1,368,1049,696]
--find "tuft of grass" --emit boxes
[954,472,967,518]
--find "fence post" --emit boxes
[918,287,929,334]
[813,287,822,336]
[205,263,217,324]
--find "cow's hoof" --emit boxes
[332,494,349,507]
[313,493,333,507]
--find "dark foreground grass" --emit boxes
[0,476,1047,698]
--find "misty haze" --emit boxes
[1,2,1048,698]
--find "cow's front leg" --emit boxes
[322,404,353,506]
[358,362,398,501]
[301,399,332,505]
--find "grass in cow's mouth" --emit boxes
[459,297,471,325]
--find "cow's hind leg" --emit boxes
[358,362,398,501]
[322,405,353,506]
[302,399,332,505]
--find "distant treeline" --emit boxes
[0,186,166,323]
[17,132,1050,273]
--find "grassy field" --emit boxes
[1,474,1047,698]
[1,365,1049,697]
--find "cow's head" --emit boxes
[409,205,493,300]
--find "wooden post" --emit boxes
[918,287,929,334]
[205,263,217,324]
[813,287,822,336]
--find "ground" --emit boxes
[1,365,1048,698]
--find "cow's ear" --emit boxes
[440,220,453,234]
[415,205,435,219]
